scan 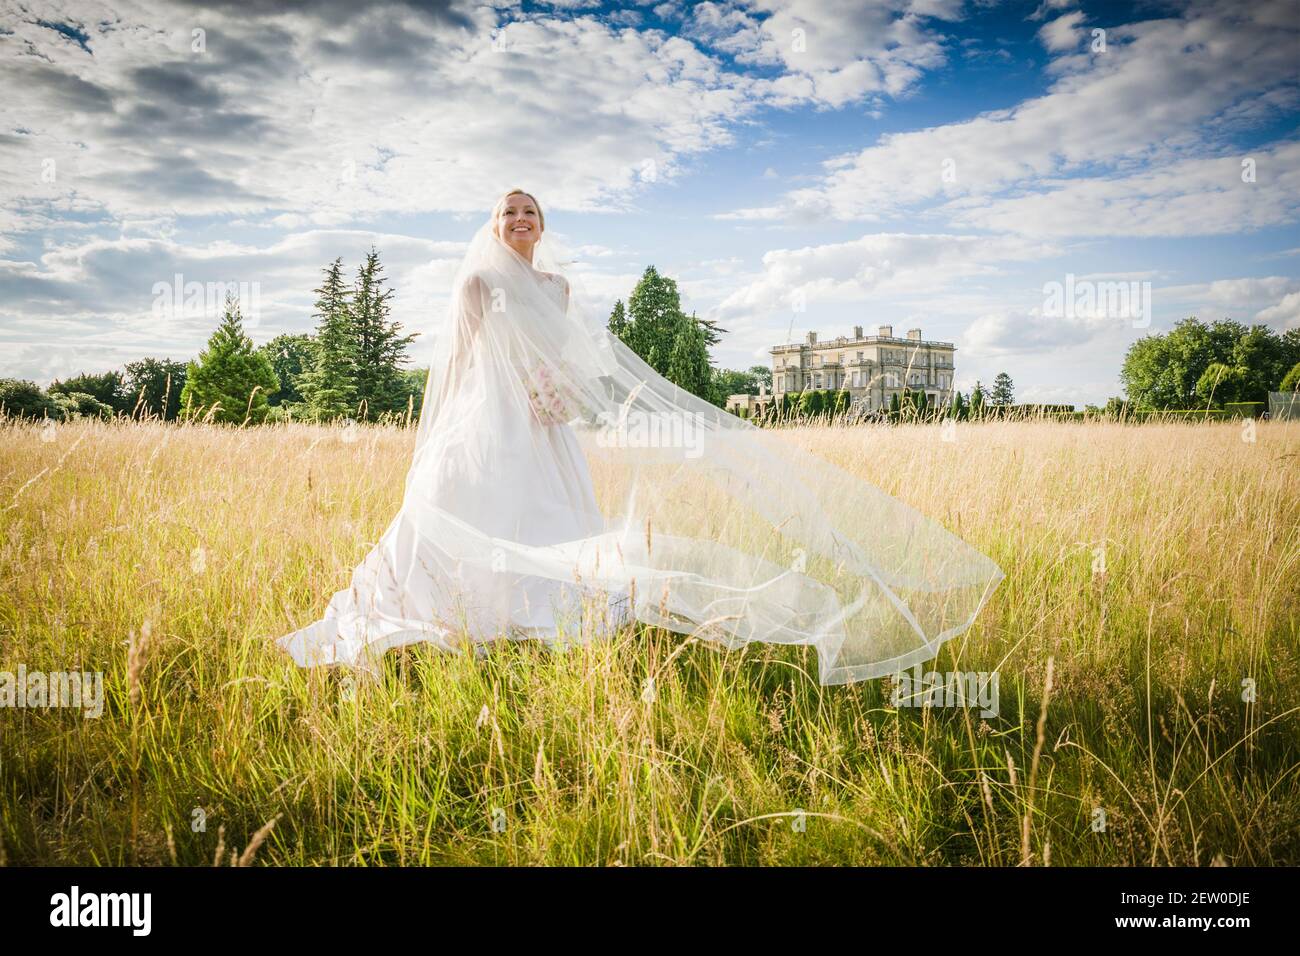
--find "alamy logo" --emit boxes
[889,665,999,718]
[592,409,707,459]
[151,274,261,327]
[1042,273,1152,328]
[0,666,104,718]
[49,886,151,936]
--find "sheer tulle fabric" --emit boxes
[276,211,1005,684]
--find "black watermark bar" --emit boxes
[0,866,1283,941]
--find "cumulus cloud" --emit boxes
[1036,10,1086,53]
[0,0,759,233]
[733,0,1300,238]
[1256,292,1300,330]
[713,231,1057,318]
[682,0,957,108]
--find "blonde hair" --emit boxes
[493,188,544,239]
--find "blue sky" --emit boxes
[2,0,1298,405]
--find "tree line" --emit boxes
[1118,317,1300,411]
[0,249,424,425]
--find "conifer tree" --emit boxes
[180,294,278,424]
[991,371,1014,407]
[298,257,356,421]
[667,311,712,397]
[608,299,629,341]
[349,248,415,419]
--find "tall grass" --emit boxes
[0,415,1296,865]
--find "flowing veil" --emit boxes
[277,200,1005,685]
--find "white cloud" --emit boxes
[1257,292,1300,330]
[712,231,1058,319]
[1159,276,1300,322]
[0,0,758,233]
[736,0,1300,238]
[1037,10,1086,53]
[683,0,956,108]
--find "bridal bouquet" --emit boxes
[525,359,581,426]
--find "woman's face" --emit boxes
[497,194,542,255]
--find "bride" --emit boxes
[276,189,1005,684]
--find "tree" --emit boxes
[748,364,772,391]
[48,371,127,414]
[623,266,717,392]
[618,266,715,401]
[832,389,851,417]
[1194,362,1245,407]
[1120,317,1296,409]
[0,379,58,419]
[122,357,188,420]
[950,390,965,420]
[990,372,1014,406]
[666,310,712,399]
[51,391,113,420]
[259,334,314,407]
[1281,362,1300,392]
[800,389,824,417]
[180,294,279,424]
[298,257,356,421]
[709,367,761,409]
[607,299,629,341]
[401,367,428,424]
[347,248,417,419]
[693,312,728,348]
[889,391,901,419]
[970,381,985,418]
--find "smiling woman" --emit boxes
[274,188,1005,685]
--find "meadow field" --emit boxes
[1,416,1297,866]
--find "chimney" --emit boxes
[853,325,863,338]
[878,325,893,338]
[806,331,817,345]
[906,328,921,341]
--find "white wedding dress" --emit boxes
[277,269,628,674]
[276,204,1005,684]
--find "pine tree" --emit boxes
[608,300,629,341]
[180,294,278,424]
[692,311,728,348]
[991,371,1014,406]
[349,248,416,419]
[970,381,985,418]
[626,266,684,376]
[298,257,356,421]
[666,311,711,397]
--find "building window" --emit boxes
[814,374,822,387]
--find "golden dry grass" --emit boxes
[0,415,1297,865]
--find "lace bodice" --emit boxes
[535,270,567,309]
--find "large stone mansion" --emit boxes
[727,325,956,417]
